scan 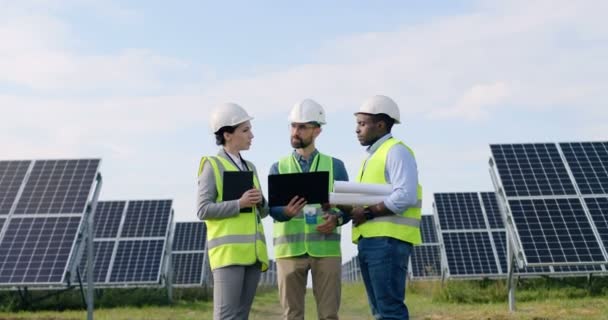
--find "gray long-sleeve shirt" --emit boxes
[197,149,269,220]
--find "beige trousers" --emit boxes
[276,256,341,320]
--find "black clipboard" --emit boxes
[268,171,329,206]
[223,171,254,212]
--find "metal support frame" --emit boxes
[86,173,103,320]
[507,229,516,312]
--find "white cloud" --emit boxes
[432,82,510,120]
[1,0,607,230]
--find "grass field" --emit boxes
[1,280,608,319]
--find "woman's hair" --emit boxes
[214,125,238,146]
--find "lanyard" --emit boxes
[224,150,250,172]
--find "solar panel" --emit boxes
[173,221,206,252]
[434,193,486,230]
[0,161,30,215]
[552,264,604,273]
[94,201,125,238]
[0,159,100,286]
[121,200,172,238]
[110,240,165,283]
[433,192,513,278]
[442,232,498,276]
[14,159,99,215]
[420,215,438,243]
[490,142,608,268]
[172,253,204,285]
[171,221,207,286]
[560,142,608,195]
[78,199,173,286]
[490,144,576,197]
[583,197,608,252]
[481,192,503,229]
[410,245,442,278]
[491,231,551,275]
[410,215,443,279]
[79,241,115,282]
[0,216,82,283]
[508,198,604,265]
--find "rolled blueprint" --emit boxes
[333,181,393,195]
[329,193,387,206]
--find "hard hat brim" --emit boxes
[354,112,401,124]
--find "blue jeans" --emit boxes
[358,237,412,320]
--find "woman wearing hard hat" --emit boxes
[196,103,269,320]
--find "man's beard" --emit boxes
[291,136,311,149]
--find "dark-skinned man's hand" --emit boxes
[350,206,367,227]
[316,214,338,234]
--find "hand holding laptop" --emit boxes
[283,195,307,218]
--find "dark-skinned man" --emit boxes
[342,95,422,320]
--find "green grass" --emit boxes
[2,280,608,319]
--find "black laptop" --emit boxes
[268,171,329,206]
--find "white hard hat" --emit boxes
[288,99,326,125]
[210,102,254,133]
[355,95,401,124]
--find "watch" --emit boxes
[364,208,375,220]
[336,214,344,226]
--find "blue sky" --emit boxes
[1,0,606,262]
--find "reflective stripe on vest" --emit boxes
[273,152,341,258]
[198,156,269,271]
[352,138,422,245]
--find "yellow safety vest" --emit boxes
[273,153,341,258]
[198,156,269,271]
[352,138,422,244]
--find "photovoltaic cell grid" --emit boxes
[420,215,438,243]
[173,221,206,252]
[481,192,503,229]
[79,241,115,283]
[443,232,499,276]
[172,253,204,285]
[14,160,99,215]
[111,200,172,284]
[434,192,507,277]
[508,198,604,265]
[94,201,125,238]
[110,240,165,283]
[585,197,608,251]
[172,221,206,285]
[411,245,442,278]
[434,193,486,230]
[0,161,30,215]
[410,215,442,278]
[80,200,173,285]
[121,200,172,238]
[560,142,608,195]
[492,231,551,274]
[490,144,576,197]
[490,142,608,267]
[0,159,100,286]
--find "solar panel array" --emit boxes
[0,159,100,286]
[79,200,173,286]
[171,221,208,286]
[410,215,442,279]
[490,142,608,268]
[433,192,505,278]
